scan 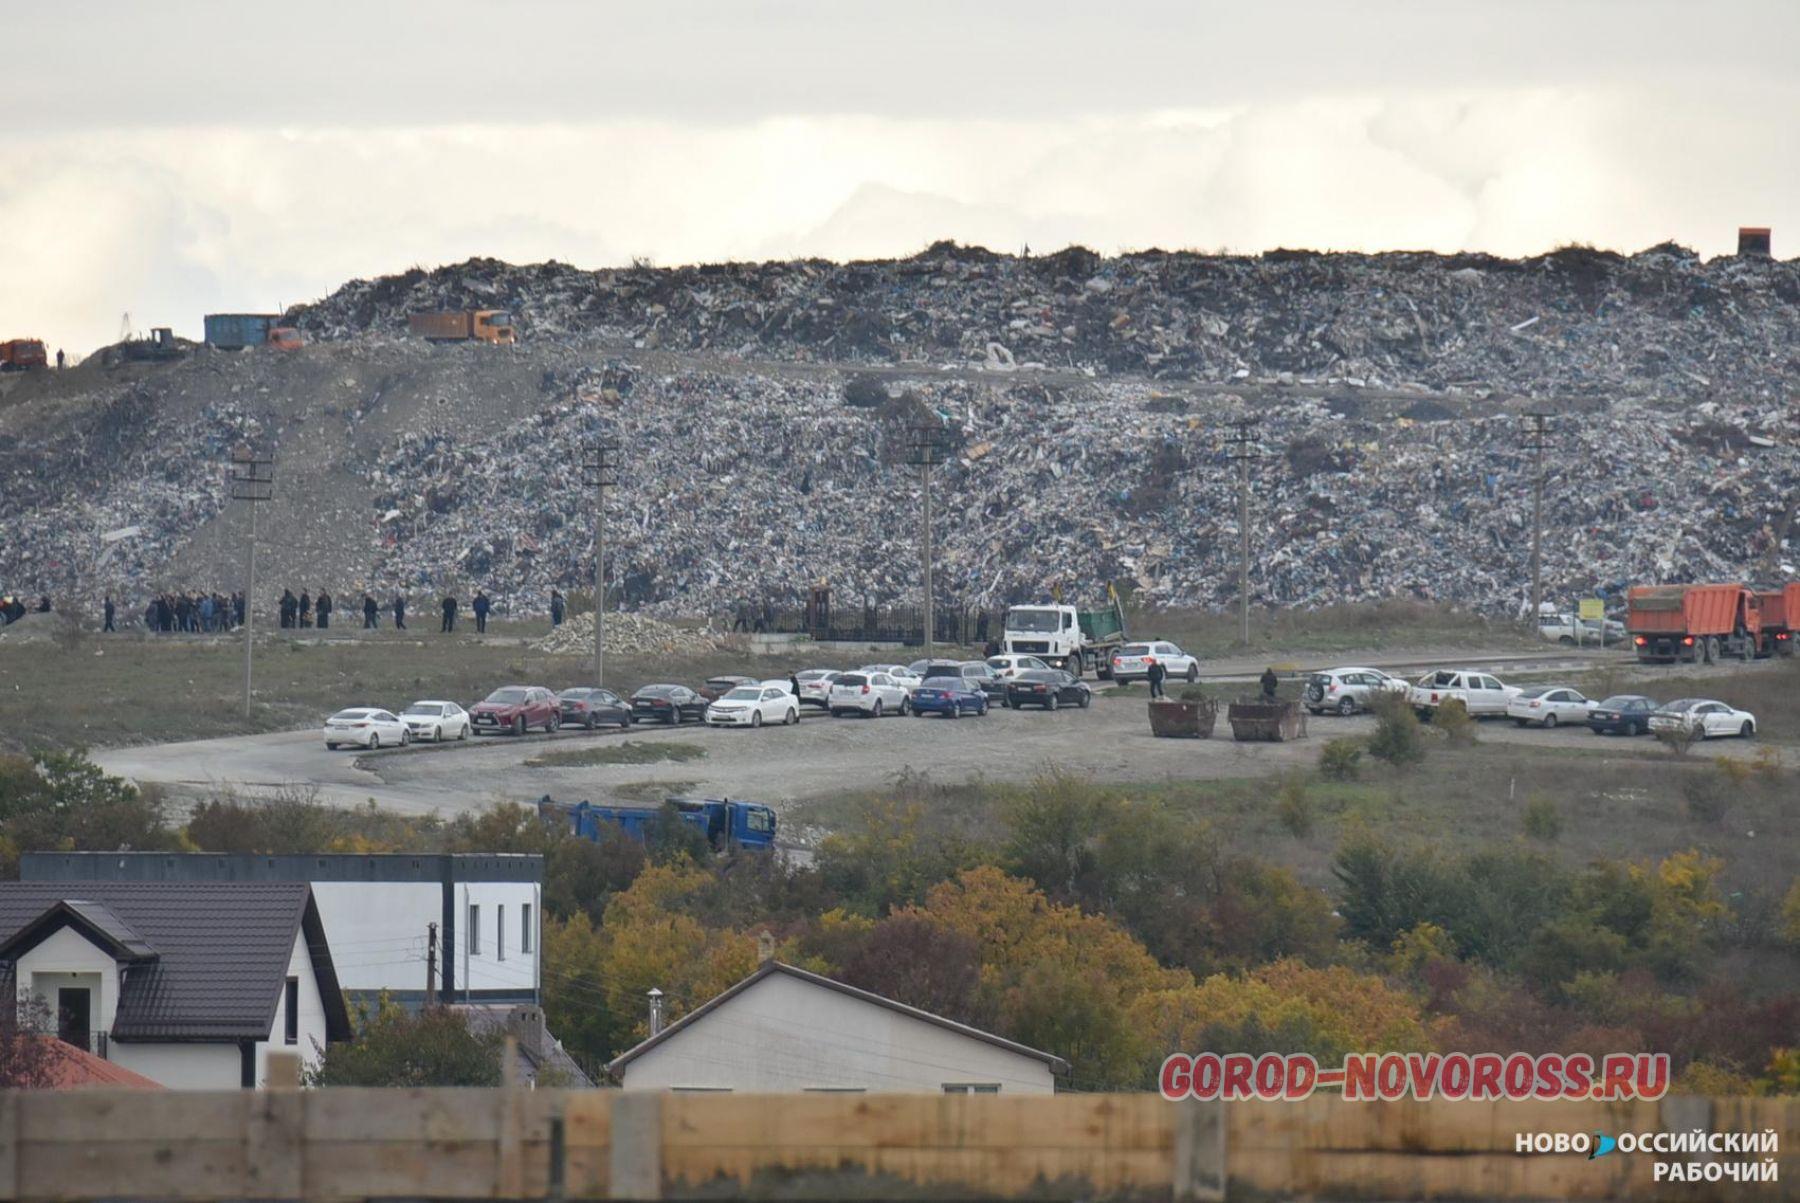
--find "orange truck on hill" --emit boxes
[1626,583,1761,663]
[0,339,48,371]
[1755,583,1800,657]
[408,310,516,344]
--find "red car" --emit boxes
[469,686,561,736]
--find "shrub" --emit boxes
[1176,683,1210,702]
[1712,755,1752,790]
[1430,697,1478,746]
[1682,772,1730,825]
[1522,795,1562,841]
[1318,738,1363,782]
[1276,775,1315,838]
[1656,722,1699,758]
[1366,695,1425,768]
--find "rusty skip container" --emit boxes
[408,309,516,344]
[1626,583,1761,663]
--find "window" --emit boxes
[942,1083,1001,1094]
[522,904,533,954]
[803,1086,867,1093]
[284,977,299,1044]
[468,904,481,955]
[498,905,506,961]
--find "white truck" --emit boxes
[1001,595,1127,679]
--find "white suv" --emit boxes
[1109,641,1200,683]
[829,671,913,717]
[1407,669,1519,718]
[1303,668,1409,716]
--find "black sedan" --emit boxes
[1587,694,1658,736]
[1005,669,1092,710]
[559,687,633,729]
[630,684,708,725]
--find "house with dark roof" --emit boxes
[608,958,1067,1094]
[0,883,351,1089]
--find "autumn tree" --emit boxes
[304,998,502,1087]
[839,913,981,1024]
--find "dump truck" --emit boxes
[1626,583,1761,663]
[0,339,47,371]
[408,309,516,344]
[1755,583,1800,657]
[1002,589,1128,678]
[537,794,776,852]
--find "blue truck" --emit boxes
[537,795,777,852]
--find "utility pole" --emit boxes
[906,425,952,655]
[581,437,619,687]
[228,447,273,719]
[1224,420,1263,647]
[1524,413,1551,623]
[425,922,439,1007]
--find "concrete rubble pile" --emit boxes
[534,610,722,658]
[356,367,1800,619]
[286,243,1800,403]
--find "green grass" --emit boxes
[0,623,830,753]
[525,741,707,769]
[792,739,1799,901]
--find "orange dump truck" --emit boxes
[408,310,516,344]
[1755,583,1800,657]
[0,339,48,371]
[1626,584,1761,664]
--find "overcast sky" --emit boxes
[4,1,1796,356]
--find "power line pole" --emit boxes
[582,437,619,687]
[228,447,273,719]
[906,425,952,655]
[425,922,439,1007]
[1224,419,1263,647]
[1524,413,1551,622]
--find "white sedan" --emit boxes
[707,685,800,728]
[986,654,1050,680]
[1108,641,1200,683]
[323,708,411,750]
[830,671,913,717]
[794,669,840,708]
[1649,698,1757,740]
[400,700,471,742]
[1506,686,1591,729]
[859,663,921,691]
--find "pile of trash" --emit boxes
[353,365,1800,619]
[534,610,722,658]
[285,243,1800,402]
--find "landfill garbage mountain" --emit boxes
[1,242,1796,625]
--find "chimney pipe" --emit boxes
[647,988,664,1036]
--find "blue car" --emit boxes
[911,678,990,719]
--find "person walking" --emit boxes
[393,593,407,630]
[103,594,115,632]
[441,594,458,633]
[362,594,379,629]
[472,590,490,634]
[550,589,565,627]
[316,590,333,630]
[1146,656,1167,700]
[1260,666,1280,703]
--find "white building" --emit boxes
[22,852,542,1008]
[0,883,351,1089]
[609,961,1066,1094]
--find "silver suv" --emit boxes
[1303,667,1409,716]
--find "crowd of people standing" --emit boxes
[136,591,243,633]
[91,585,540,634]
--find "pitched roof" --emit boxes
[33,1038,164,1089]
[607,961,1069,1075]
[0,883,351,1043]
[0,900,159,964]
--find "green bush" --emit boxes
[1366,694,1425,768]
[1430,697,1478,746]
[1176,683,1211,702]
[1682,772,1731,825]
[1276,775,1315,838]
[1522,795,1562,841]
[1318,738,1364,782]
